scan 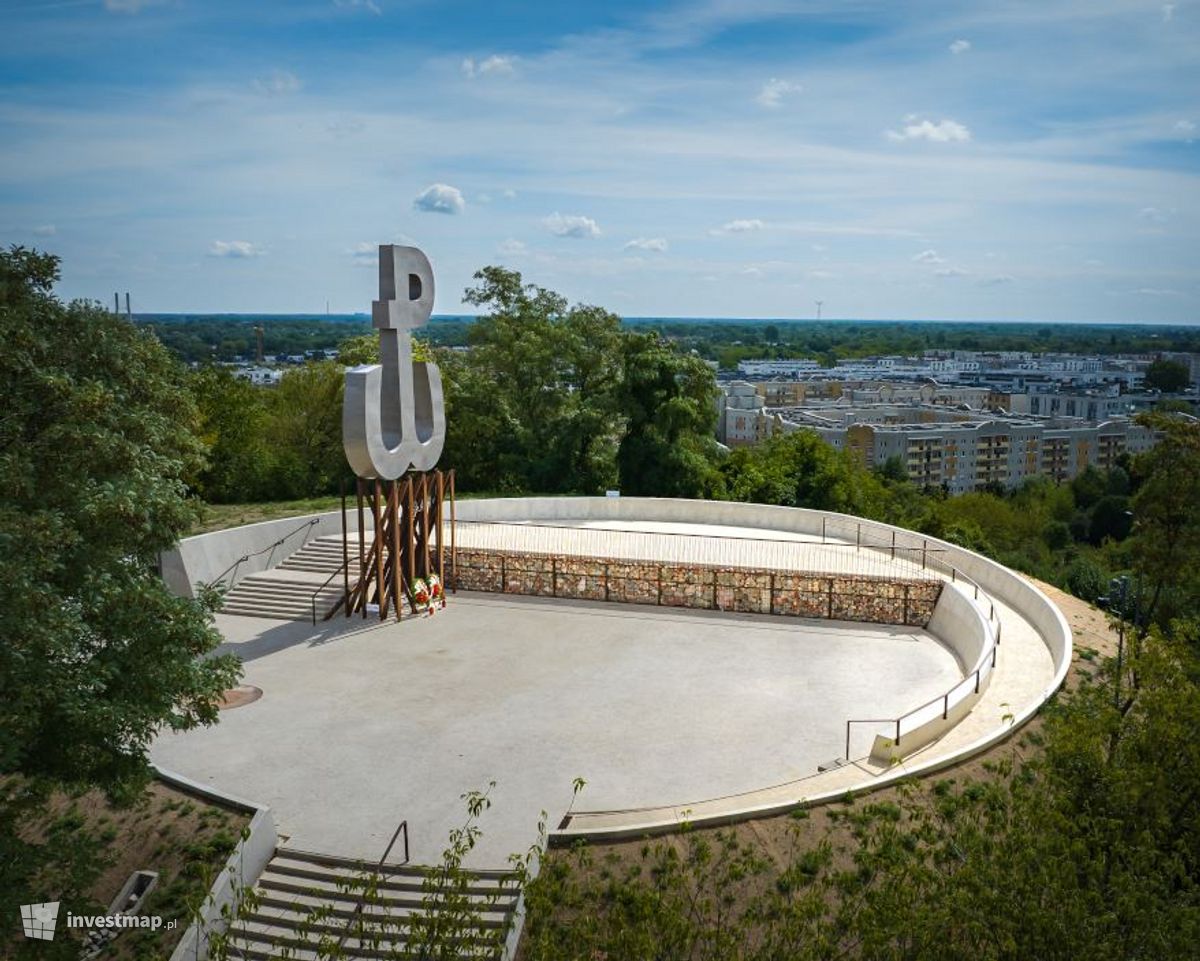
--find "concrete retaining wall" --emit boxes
[163,495,1069,683]
[161,510,363,598]
[456,548,940,626]
[451,496,1070,671]
[869,582,997,763]
[155,768,276,961]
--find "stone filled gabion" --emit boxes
[454,549,941,627]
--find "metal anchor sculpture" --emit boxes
[343,245,446,479]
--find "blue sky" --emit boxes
[2,0,1197,321]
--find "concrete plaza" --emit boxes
[152,592,961,867]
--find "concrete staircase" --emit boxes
[226,847,520,960]
[221,536,355,621]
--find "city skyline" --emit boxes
[2,0,1197,322]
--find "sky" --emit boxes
[1,0,1197,322]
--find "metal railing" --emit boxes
[333,819,409,955]
[311,557,350,625]
[452,519,952,584]
[204,517,322,591]
[844,582,1001,762]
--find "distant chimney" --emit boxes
[114,292,120,314]
[255,325,265,364]
[125,292,131,319]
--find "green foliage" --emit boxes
[524,626,1200,959]
[0,247,240,791]
[1143,358,1190,393]
[1129,412,1200,628]
[0,246,241,953]
[191,361,350,502]
[721,430,888,516]
[450,267,626,494]
[616,331,722,497]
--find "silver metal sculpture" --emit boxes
[343,245,446,479]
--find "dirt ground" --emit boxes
[11,778,250,960]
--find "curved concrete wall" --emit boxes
[455,496,1069,672]
[866,580,997,763]
[165,497,1070,691]
[161,509,365,598]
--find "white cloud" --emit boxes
[209,241,265,258]
[1138,206,1171,224]
[934,266,969,278]
[912,249,945,264]
[334,0,382,14]
[104,0,166,12]
[741,266,764,277]
[502,189,518,199]
[949,39,971,55]
[624,237,669,252]
[413,183,465,215]
[254,70,302,96]
[497,238,527,255]
[543,212,600,238]
[887,117,971,143]
[756,78,802,108]
[461,55,516,80]
[1162,3,1176,22]
[347,242,378,266]
[33,224,56,237]
[978,274,1016,286]
[1174,119,1196,142]
[715,218,765,233]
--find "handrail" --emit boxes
[334,819,409,954]
[844,583,1000,762]
[204,517,321,590]
[311,556,351,625]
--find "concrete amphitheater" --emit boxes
[154,496,1071,874]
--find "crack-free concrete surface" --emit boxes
[152,593,961,867]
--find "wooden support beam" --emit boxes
[449,470,457,593]
[436,470,446,601]
[391,479,402,622]
[357,479,367,619]
[373,480,385,620]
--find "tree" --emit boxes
[0,247,240,951]
[1130,412,1200,628]
[0,247,239,790]
[191,366,275,502]
[1144,358,1190,393]
[457,267,625,494]
[267,361,347,498]
[721,429,887,516]
[616,331,721,497]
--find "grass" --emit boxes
[189,488,548,536]
[189,495,342,535]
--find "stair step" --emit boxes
[262,862,515,898]
[244,907,507,943]
[274,848,517,882]
[228,922,503,961]
[255,894,511,928]
[257,879,515,917]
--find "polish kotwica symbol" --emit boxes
[343,245,446,480]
